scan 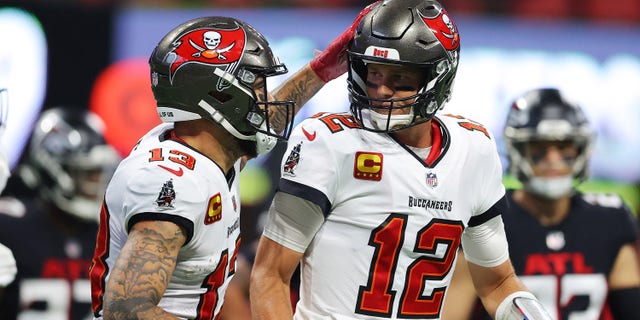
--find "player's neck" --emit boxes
[174,120,242,174]
[391,120,432,148]
[45,203,91,235]
[513,189,571,226]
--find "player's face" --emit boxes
[253,76,277,123]
[70,167,109,199]
[253,76,268,103]
[525,140,578,177]
[365,63,425,115]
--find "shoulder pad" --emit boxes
[581,192,624,209]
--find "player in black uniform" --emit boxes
[0,107,120,320]
[443,88,640,320]
[0,88,17,300]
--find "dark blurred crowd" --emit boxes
[7,0,640,22]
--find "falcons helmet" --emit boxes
[149,16,294,155]
[347,0,460,132]
[504,88,594,197]
[18,107,120,222]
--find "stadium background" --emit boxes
[1,0,639,251]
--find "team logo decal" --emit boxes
[363,46,400,60]
[353,151,383,181]
[301,127,316,141]
[426,172,438,188]
[546,231,565,251]
[419,9,459,51]
[283,142,302,176]
[166,27,246,84]
[155,179,176,209]
[205,193,223,225]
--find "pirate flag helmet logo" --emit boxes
[419,8,460,52]
[167,27,246,84]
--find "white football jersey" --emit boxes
[271,112,506,319]
[90,123,242,320]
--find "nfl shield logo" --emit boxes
[426,172,438,188]
[546,231,565,251]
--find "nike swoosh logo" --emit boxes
[158,165,184,177]
[301,127,316,141]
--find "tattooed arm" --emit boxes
[267,1,381,134]
[103,220,186,320]
[268,65,326,133]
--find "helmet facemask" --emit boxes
[198,66,294,156]
[48,145,119,222]
[348,54,451,132]
[19,109,120,222]
[509,139,590,199]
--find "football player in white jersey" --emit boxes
[89,12,370,319]
[250,1,552,319]
[89,16,298,320]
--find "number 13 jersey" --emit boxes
[90,123,242,320]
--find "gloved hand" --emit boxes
[309,1,381,83]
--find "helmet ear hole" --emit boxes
[209,91,233,104]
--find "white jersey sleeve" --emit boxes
[473,130,507,219]
[276,115,348,214]
[262,192,325,253]
[120,160,207,241]
[461,215,510,267]
[450,115,509,266]
[262,115,342,252]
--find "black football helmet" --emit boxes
[18,108,120,222]
[347,0,460,132]
[504,88,594,184]
[149,16,294,154]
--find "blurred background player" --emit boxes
[443,87,640,320]
[0,88,10,194]
[0,88,17,301]
[0,107,120,320]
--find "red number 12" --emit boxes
[355,214,463,318]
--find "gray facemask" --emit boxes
[525,175,573,199]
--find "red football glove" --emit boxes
[309,1,381,83]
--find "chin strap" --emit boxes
[198,100,277,154]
